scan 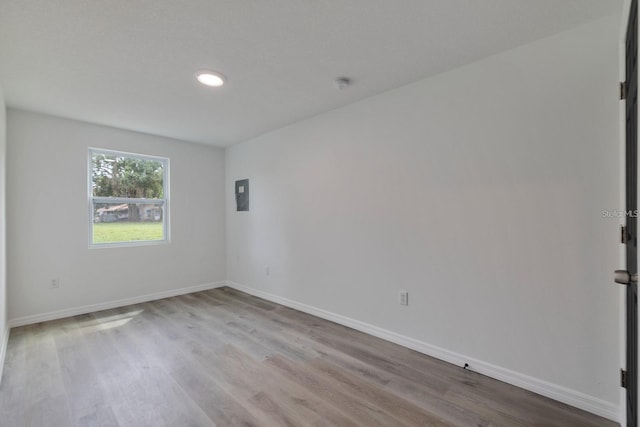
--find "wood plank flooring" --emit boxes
[0,287,618,426]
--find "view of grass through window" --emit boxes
[93,222,164,243]
[90,149,168,246]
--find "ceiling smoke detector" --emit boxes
[334,77,351,90]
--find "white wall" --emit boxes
[7,110,226,321]
[0,85,7,381]
[226,15,621,418]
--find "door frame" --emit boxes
[621,1,639,425]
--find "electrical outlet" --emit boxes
[50,278,60,289]
[399,291,408,306]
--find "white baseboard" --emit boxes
[8,281,226,328]
[0,325,9,386]
[226,281,620,423]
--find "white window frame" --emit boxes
[88,148,170,248]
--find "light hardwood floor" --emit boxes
[0,287,618,426]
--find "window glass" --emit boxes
[89,149,169,247]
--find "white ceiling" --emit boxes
[0,0,622,147]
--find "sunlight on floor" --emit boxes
[78,309,144,333]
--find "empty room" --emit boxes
[0,0,635,426]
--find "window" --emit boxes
[89,148,169,247]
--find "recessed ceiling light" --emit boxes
[196,70,226,87]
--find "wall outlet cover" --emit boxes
[399,291,408,306]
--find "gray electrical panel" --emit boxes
[235,179,249,211]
